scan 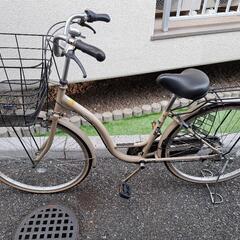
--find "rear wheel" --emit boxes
[0,116,92,193]
[162,103,240,183]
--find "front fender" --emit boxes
[57,117,97,167]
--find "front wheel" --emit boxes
[161,102,240,184]
[0,115,93,193]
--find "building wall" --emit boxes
[0,0,240,83]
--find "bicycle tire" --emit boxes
[161,101,240,184]
[0,115,93,193]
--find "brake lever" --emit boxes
[65,50,87,78]
[79,22,96,34]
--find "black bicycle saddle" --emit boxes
[156,68,210,100]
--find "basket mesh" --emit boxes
[0,33,53,127]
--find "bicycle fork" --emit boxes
[33,87,66,166]
[33,114,59,166]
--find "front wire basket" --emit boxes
[0,33,53,127]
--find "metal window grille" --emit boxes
[159,0,240,32]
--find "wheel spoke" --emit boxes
[0,118,91,193]
[164,104,240,183]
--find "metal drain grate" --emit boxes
[14,204,79,240]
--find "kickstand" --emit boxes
[201,169,223,204]
[119,162,145,199]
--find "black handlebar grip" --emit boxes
[85,10,111,23]
[74,39,106,62]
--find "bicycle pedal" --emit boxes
[119,182,131,199]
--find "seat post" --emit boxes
[165,94,177,111]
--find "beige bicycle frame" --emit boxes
[35,85,219,165]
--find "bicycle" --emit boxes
[0,10,239,198]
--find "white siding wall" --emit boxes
[0,0,240,83]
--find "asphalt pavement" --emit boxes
[1,147,240,240]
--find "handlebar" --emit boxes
[64,13,87,36]
[52,10,110,81]
[53,10,110,58]
[85,10,111,23]
[74,39,105,62]
[63,10,110,36]
[53,35,105,62]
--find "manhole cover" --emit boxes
[14,204,79,240]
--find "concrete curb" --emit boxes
[2,91,240,137]
[68,91,240,128]
[0,135,148,150]
[89,135,148,149]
